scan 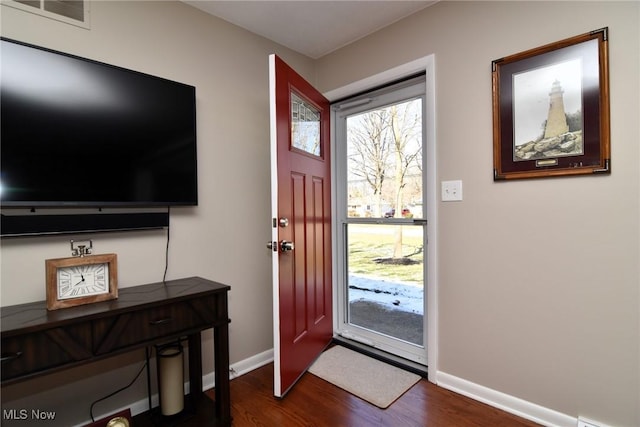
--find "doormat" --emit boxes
[308,345,421,409]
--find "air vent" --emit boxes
[3,0,90,29]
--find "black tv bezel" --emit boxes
[0,37,199,209]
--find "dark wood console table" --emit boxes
[1,276,231,426]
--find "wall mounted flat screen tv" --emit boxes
[0,38,198,208]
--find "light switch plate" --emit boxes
[441,180,463,201]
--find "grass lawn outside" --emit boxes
[348,224,423,286]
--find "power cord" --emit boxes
[89,206,171,422]
[89,360,147,422]
[163,206,171,283]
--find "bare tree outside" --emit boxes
[347,98,422,259]
[389,102,422,258]
[347,109,393,217]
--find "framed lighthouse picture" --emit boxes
[492,28,610,180]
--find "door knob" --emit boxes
[280,240,294,252]
[266,241,277,252]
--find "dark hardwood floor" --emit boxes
[206,362,541,426]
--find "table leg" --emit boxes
[213,322,231,425]
[188,333,203,401]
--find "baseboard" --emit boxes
[202,348,275,388]
[436,371,577,427]
[227,348,275,379]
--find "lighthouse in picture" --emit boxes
[543,79,569,138]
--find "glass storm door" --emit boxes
[334,76,427,365]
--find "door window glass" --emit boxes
[347,223,424,345]
[346,98,422,219]
[291,91,321,156]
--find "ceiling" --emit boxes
[182,1,436,59]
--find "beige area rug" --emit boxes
[308,346,421,409]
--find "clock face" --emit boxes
[57,263,109,299]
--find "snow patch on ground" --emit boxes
[348,274,424,315]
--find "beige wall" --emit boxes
[0,1,313,425]
[317,2,639,426]
[1,1,638,426]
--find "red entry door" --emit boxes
[269,55,333,397]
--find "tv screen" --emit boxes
[0,38,198,207]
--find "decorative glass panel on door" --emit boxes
[291,91,321,156]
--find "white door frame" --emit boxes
[325,55,438,383]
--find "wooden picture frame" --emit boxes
[492,28,610,180]
[45,253,118,310]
